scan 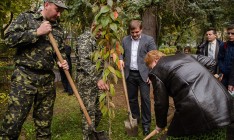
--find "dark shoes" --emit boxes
[63,89,73,95]
[143,127,150,136]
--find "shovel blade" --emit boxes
[124,119,138,137]
[89,130,109,140]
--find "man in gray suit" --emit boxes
[119,19,157,135]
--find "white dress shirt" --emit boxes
[208,39,216,59]
[130,36,141,70]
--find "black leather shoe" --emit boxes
[143,128,150,136]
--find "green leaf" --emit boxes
[107,0,113,7]
[110,12,115,21]
[112,73,118,84]
[100,5,110,14]
[93,51,100,61]
[101,17,110,28]
[110,23,117,32]
[110,84,115,96]
[103,51,110,60]
[104,68,110,78]
[94,13,101,22]
[108,65,115,74]
[92,5,99,13]
[101,105,108,116]
[99,93,106,102]
[96,61,101,70]
[115,70,122,78]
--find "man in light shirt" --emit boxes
[119,19,157,135]
[196,28,223,74]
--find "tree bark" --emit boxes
[141,6,160,47]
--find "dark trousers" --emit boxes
[59,68,72,93]
[126,70,151,129]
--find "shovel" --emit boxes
[121,68,138,136]
[143,106,174,140]
[48,33,108,140]
[143,129,158,140]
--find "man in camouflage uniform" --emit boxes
[75,25,109,140]
[0,0,68,139]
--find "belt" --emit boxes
[130,70,139,73]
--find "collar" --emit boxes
[131,35,141,41]
[209,39,216,44]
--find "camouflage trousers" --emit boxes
[0,66,56,140]
[77,74,102,140]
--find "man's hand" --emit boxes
[119,60,125,69]
[97,79,109,90]
[228,85,234,92]
[36,21,52,36]
[155,125,162,133]
[57,60,69,70]
[147,77,151,84]
[214,73,223,81]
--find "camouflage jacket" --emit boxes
[5,11,66,70]
[75,29,102,82]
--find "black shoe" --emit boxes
[68,91,73,95]
[143,128,150,136]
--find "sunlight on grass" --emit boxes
[2,83,155,140]
[0,82,155,140]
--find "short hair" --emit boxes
[129,20,142,30]
[206,27,217,34]
[227,24,234,31]
[144,50,166,67]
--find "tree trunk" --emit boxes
[141,6,160,47]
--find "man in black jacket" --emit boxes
[196,28,223,74]
[145,50,233,139]
[227,63,234,140]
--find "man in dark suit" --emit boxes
[59,44,73,95]
[119,19,157,135]
[196,27,223,74]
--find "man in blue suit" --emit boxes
[119,19,157,135]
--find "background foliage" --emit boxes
[0,0,234,138]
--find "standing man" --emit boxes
[0,0,68,139]
[218,25,234,88]
[119,19,157,135]
[75,24,109,140]
[196,28,223,74]
[59,43,73,95]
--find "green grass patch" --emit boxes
[6,85,155,140]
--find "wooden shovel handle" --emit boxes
[143,129,158,140]
[48,33,92,126]
[121,68,132,116]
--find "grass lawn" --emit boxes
[10,82,156,140]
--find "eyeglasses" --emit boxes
[227,32,234,35]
